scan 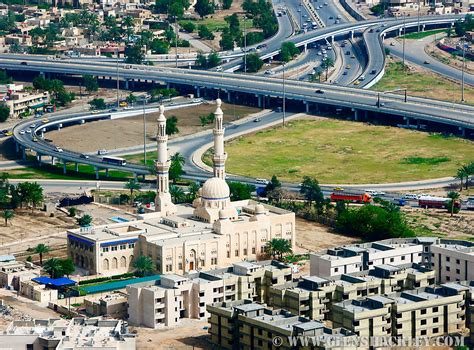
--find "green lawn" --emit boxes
[400,29,446,40]
[215,118,474,184]
[373,61,473,104]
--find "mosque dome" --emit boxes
[255,204,265,215]
[201,177,230,200]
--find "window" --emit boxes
[433,307,438,312]
[199,312,205,317]
[456,269,460,274]
[243,249,247,256]
[446,266,450,272]
[446,256,450,262]
[235,250,239,257]
[446,276,451,281]
[120,244,126,250]
[421,309,427,315]
[178,263,183,270]
[227,251,230,258]
[421,319,427,325]
[211,258,217,265]
[421,330,427,336]
[456,259,460,264]
[128,243,135,249]
[401,256,405,261]
[111,246,118,251]
[334,267,339,273]
[353,320,359,326]
[252,248,256,254]
[433,317,439,323]
[102,247,109,253]
[390,258,394,262]
[433,327,439,334]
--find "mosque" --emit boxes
[67,100,296,277]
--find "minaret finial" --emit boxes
[212,99,227,179]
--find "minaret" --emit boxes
[212,98,227,179]
[155,105,176,216]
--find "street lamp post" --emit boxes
[402,13,406,66]
[417,0,421,32]
[283,62,286,126]
[244,17,247,73]
[116,48,120,108]
[175,24,178,68]
[143,98,147,166]
[461,38,466,103]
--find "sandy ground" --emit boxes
[48,102,259,153]
[132,319,210,350]
[426,38,474,75]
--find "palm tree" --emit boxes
[124,179,141,203]
[133,255,154,277]
[188,182,201,202]
[447,191,460,217]
[34,243,50,265]
[77,214,93,227]
[265,238,292,260]
[43,258,63,279]
[321,57,334,81]
[170,185,185,203]
[2,210,14,227]
[456,167,468,191]
[171,152,185,166]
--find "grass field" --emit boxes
[215,118,474,184]
[400,29,446,40]
[373,61,474,104]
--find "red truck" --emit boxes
[330,192,372,203]
[418,196,460,209]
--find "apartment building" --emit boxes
[4,90,50,117]
[332,284,468,339]
[0,317,135,349]
[269,263,435,322]
[127,261,292,328]
[310,237,474,284]
[0,257,41,290]
[207,300,357,350]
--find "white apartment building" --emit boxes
[4,90,50,117]
[0,317,135,349]
[127,260,292,328]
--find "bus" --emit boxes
[102,156,127,166]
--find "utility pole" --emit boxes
[417,0,421,32]
[143,98,147,165]
[175,24,178,68]
[461,37,466,103]
[282,62,286,126]
[402,13,406,66]
[116,48,120,108]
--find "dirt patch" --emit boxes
[426,39,474,75]
[132,318,210,350]
[48,102,259,153]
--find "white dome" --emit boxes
[255,205,265,215]
[201,177,230,200]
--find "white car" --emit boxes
[256,178,270,185]
[19,130,25,135]
[365,189,378,196]
[97,149,108,155]
[403,193,418,200]
[26,129,31,133]
[55,147,63,153]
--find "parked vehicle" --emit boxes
[418,196,460,209]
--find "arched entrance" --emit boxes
[189,249,197,271]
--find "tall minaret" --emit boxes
[155,105,176,216]
[212,98,227,180]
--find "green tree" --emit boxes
[220,28,234,51]
[89,98,106,110]
[246,53,263,72]
[264,175,281,195]
[265,238,292,260]
[300,176,324,207]
[447,191,460,217]
[15,182,43,209]
[83,74,99,93]
[196,52,208,68]
[182,22,196,33]
[68,207,77,217]
[198,25,214,40]
[2,210,13,227]
[195,0,215,18]
[125,45,145,64]
[222,0,233,9]
[77,214,93,227]
[124,179,141,203]
[150,39,170,54]
[0,70,11,84]
[166,116,179,135]
[228,182,255,201]
[280,42,299,62]
[456,167,468,191]
[0,105,9,122]
[207,52,221,68]
[187,182,201,201]
[59,258,75,277]
[33,243,51,265]
[43,258,63,278]
[126,93,137,105]
[321,57,334,81]
[133,255,154,277]
[170,185,185,203]
[169,153,185,183]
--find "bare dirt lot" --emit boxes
[132,319,210,350]
[49,102,259,153]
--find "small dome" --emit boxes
[255,205,265,215]
[201,177,230,200]
[219,210,227,220]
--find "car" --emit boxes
[256,178,270,185]
[55,147,63,152]
[317,51,322,56]
[342,71,348,75]
[192,98,203,103]
[403,193,418,200]
[119,101,128,107]
[329,16,333,19]
[19,130,25,135]
[253,118,261,122]
[26,129,31,133]
[315,89,324,94]
[80,154,90,159]
[5,131,13,136]
[298,8,301,12]
[369,28,374,33]
[379,102,385,107]
[265,70,275,75]
[378,191,386,196]
[370,69,377,74]
[346,51,351,55]
[41,118,49,124]
[365,189,378,195]
[324,2,328,5]
[32,137,38,142]
[424,60,430,64]
[91,110,100,114]
[390,42,395,46]
[29,124,36,128]
[256,44,267,50]
[333,187,344,191]
[345,64,351,69]
[353,81,360,86]
[376,29,380,32]
[302,14,306,17]
[327,45,332,50]
[97,149,108,155]
[216,66,223,72]
[335,20,340,24]
[359,75,365,81]
[20,62,27,65]
[351,55,355,59]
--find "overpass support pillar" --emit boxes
[330,35,334,43]
[304,101,310,113]
[63,160,67,175]
[195,86,201,98]
[124,79,129,90]
[353,109,358,121]
[227,91,231,102]
[21,147,26,160]
[37,154,42,165]
[416,119,421,129]
[399,28,403,36]
[422,24,426,32]
[75,163,79,172]
[404,116,410,127]
[105,169,109,177]
[256,95,262,108]
[95,167,99,180]
[15,142,19,153]
[364,110,368,120]
[304,43,308,53]
[57,123,62,131]
[51,156,55,166]
[459,127,466,137]
[350,31,354,40]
